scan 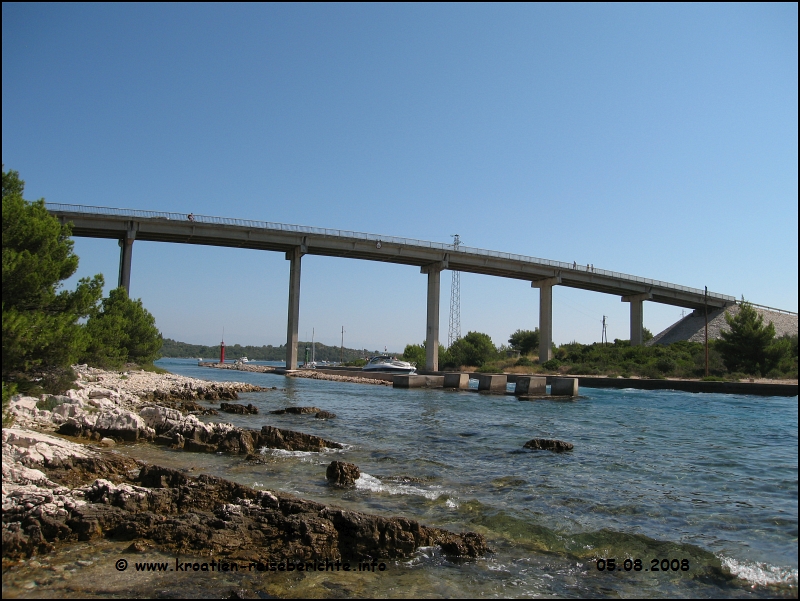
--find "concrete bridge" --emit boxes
[46,203,736,370]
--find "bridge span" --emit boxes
[47,203,736,370]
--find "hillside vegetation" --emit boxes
[160,338,384,363]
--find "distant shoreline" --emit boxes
[196,361,798,396]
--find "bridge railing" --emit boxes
[46,202,736,303]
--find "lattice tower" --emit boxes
[448,234,462,347]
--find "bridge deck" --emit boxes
[47,203,735,310]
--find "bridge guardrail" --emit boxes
[46,202,737,303]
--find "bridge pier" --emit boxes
[421,260,447,371]
[285,245,304,369]
[117,224,137,294]
[622,291,652,346]
[532,276,561,363]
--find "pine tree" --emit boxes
[2,168,103,375]
[716,299,776,375]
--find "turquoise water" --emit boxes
[4,359,796,598]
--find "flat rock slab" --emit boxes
[523,438,574,452]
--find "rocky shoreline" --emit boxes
[2,365,487,566]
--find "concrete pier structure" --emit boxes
[285,246,304,370]
[117,225,136,293]
[477,374,507,392]
[421,260,447,372]
[551,377,579,396]
[514,376,547,396]
[394,375,445,388]
[443,373,470,389]
[622,291,652,347]
[532,276,560,362]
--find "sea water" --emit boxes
[3,358,797,598]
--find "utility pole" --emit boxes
[704,286,709,378]
[601,316,608,346]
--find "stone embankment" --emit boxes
[3,365,488,563]
[649,304,798,346]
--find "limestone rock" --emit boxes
[326,461,361,487]
[315,411,336,419]
[256,426,342,452]
[523,438,574,452]
[270,406,322,415]
[220,403,259,414]
[3,432,487,562]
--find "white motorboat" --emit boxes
[362,355,417,374]
[240,356,249,363]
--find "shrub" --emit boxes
[655,357,678,374]
[541,359,561,371]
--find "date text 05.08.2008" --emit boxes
[596,558,690,572]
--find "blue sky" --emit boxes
[3,3,797,351]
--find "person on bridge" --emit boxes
[188,213,195,222]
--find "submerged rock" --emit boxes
[220,403,259,415]
[256,426,342,452]
[315,410,336,419]
[523,438,574,452]
[270,406,322,415]
[326,461,361,487]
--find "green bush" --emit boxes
[446,332,497,368]
[541,359,561,371]
[2,381,18,427]
[655,357,678,374]
[403,343,426,367]
[508,329,540,356]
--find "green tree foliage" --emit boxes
[446,331,497,368]
[716,300,780,375]
[403,341,450,369]
[82,287,162,368]
[508,329,540,355]
[403,343,426,366]
[2,168,103,375]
